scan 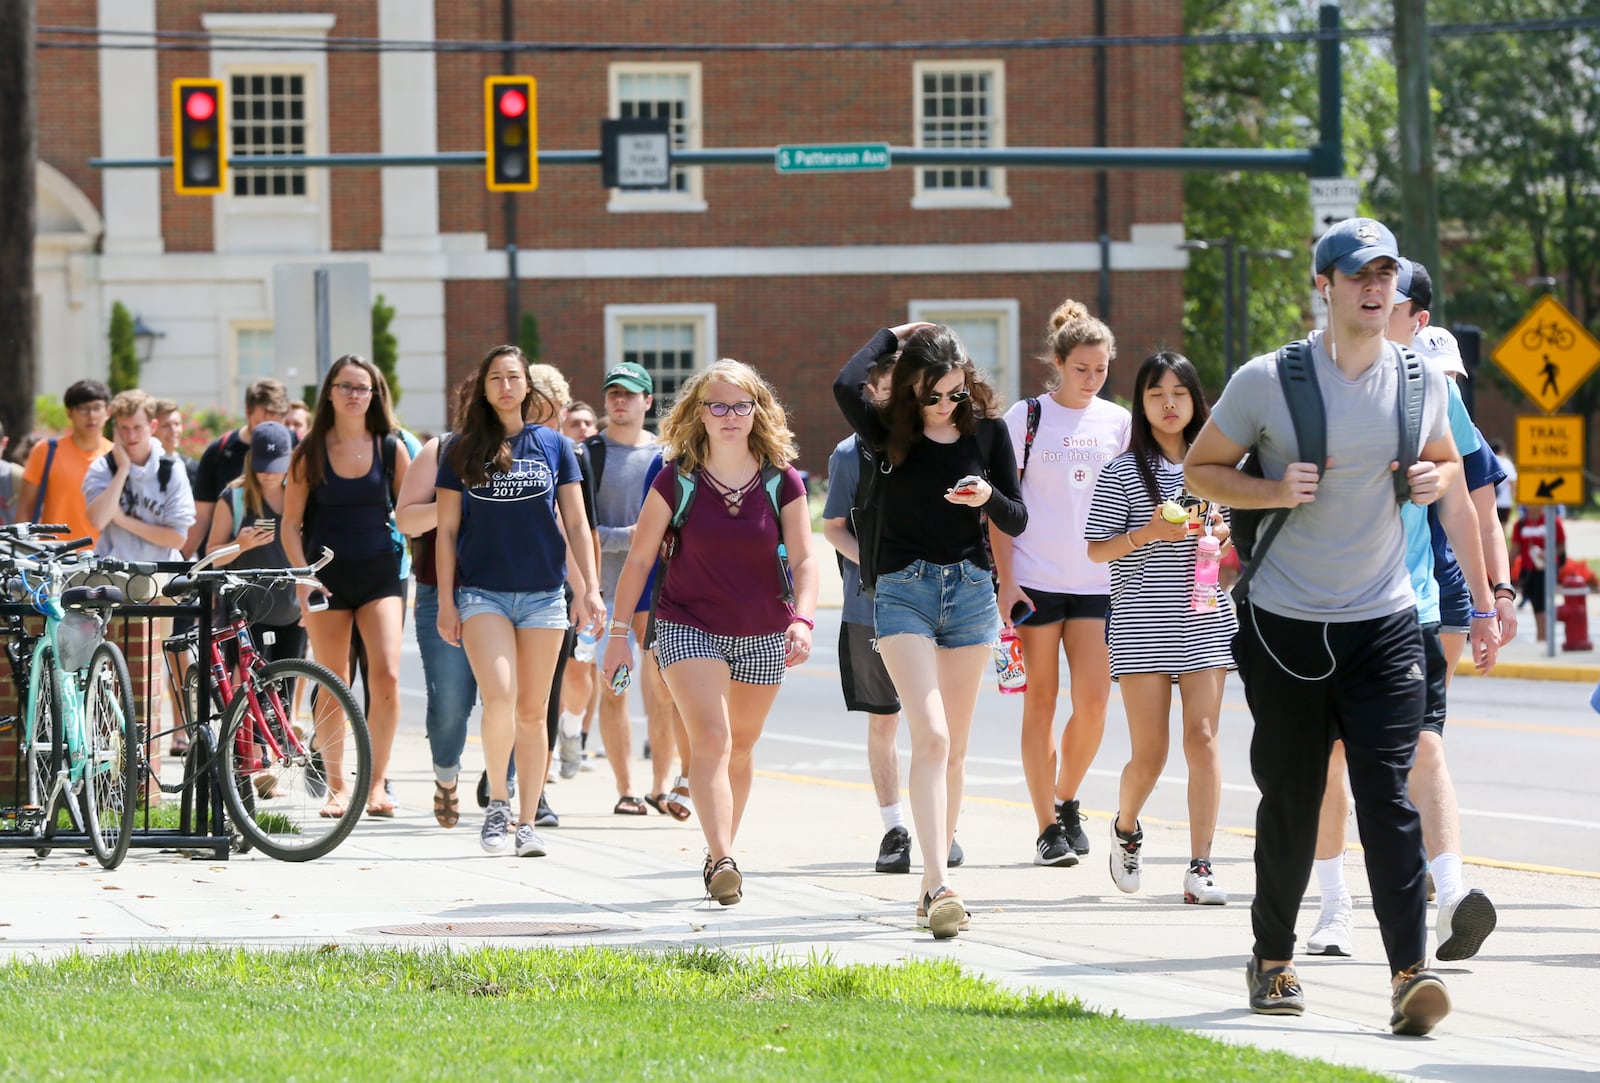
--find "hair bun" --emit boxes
[1050,300,1090,331]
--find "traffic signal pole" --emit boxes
[0,0,37,444]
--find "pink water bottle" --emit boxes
[994,627,1027,693]
[1191,535,1222,613]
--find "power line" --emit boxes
[33,17,1600,56]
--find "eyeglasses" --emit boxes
[703,400,756,417]
[923,389,971,406]
[332,383,374,398]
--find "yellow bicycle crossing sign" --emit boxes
[1493,295,1600,414]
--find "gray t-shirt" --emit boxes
[822,433,874,626]
[81,442,198,562]
[595,432,661,600]
[1209,331,1450,622]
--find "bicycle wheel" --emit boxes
[26,649,64,857]
[219,657,370,861]
[82,641,138,870]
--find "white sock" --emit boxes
[559,712,581,739]
[879,802,906,832]
[1430,852,1465,908]
[1315,856,1349,907]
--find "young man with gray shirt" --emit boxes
[1186,218,1494,1037]
[83,390,196,561]
[588,362,683,815]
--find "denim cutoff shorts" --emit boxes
[873,559,1000,649]
[456,585,568,630]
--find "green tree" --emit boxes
[372,293,401,407]
[518,311,542,365]
[107,300,139,394]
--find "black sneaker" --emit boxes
[535,792,559,828]
[875,826,911,874]
[1034,822,1078,867]
[1390,966,1450,1036]
[1057,799,1091,855]
[948,837,964,868]
[1245,956,1305,1016]
[476,772,515,809]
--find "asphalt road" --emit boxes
[395,606,1600,878]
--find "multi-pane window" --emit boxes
[230,73,308,197]
[909,301,1019,401]
[236,326,275,383]
[620,320,698,430]
[610,64,703,206]
[913,62,1006,203]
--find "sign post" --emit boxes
[1307,177,1360,328]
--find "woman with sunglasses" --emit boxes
[282,356,411,819]
[834,323,1027,938]
[603,361,818,907]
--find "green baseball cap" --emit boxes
[602,362,653,395]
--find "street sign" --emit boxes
[1310,177,1361,237]
[1492,295,1600,414]
[601,118,672,189]
[1517,413,1586,506]
[775,143,891,174]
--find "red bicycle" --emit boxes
[162,547,370,861]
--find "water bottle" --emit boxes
[574,623,598,663]
[994,626,1027,694]
[1191,535,1222,613]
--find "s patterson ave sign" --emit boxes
[775,143,892,174]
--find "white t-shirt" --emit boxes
[1001,393,1131,595]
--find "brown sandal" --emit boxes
[433,781,459,828]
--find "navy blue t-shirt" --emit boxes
[1429,426,1507,595]
[436,424,582,593]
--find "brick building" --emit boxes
[34,0,1188,472]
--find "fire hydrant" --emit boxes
[1555,557,1597,652]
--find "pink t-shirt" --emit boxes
[650,463,807,637]
[1002,393,1131,595]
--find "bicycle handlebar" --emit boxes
[0,523,68,539]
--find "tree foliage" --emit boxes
[372,293,401,408]
[107,300,139,395]
[518,311,542,365]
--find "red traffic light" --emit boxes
[498,89,527,118]
[184,91,216,122]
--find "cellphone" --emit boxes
[1010,599,1035,624]
[305,590,329,613]
[610,664,632,696]
[951,473,982,495]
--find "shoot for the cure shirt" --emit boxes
[435,424,582,593]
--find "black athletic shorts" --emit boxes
[317,550,404,612]
[839,620,900,715]
[1420,621,1448,737]
[1018,588,1110,626]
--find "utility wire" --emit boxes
[33,17,1600,55]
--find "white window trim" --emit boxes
[607,62,707,214]
[603,302,718,384]
[907,298,1021,404]
[226,317,277,411]
[911,60,1009,210]
[204,13,334,248]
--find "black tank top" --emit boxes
[306,436,392,559]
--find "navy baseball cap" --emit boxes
[249,421,293,474]
[1392,258,1434,310]
[1313,217,1400,277]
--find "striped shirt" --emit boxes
[1085,451,1236,678]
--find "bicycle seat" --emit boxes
[61,584,125,609]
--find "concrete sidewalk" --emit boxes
[4,727,1596,1083]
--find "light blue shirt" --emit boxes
[1403,379,1478,624]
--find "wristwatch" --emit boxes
[608,618,630,634]
[1491,581,1516,601]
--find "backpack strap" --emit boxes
[32,438,58,523]
[1019,397,1042,479]
[157,454,176,493]
[1392,345,1426,503]
[583,434,608,493]
[381,431,399,510]
[760,465,796,607]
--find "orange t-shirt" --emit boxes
[22,434,115,544]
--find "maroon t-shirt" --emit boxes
[650,464,806,637]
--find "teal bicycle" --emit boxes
[2,524,140,870]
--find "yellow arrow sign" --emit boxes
[1493,295,1600,413]
[1516,414,1585,470]
[1518,468,1582,505]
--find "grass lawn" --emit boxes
[0,946,1386,1081]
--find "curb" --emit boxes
[1455,656,1600,683]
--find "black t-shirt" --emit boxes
[193,430,248,504]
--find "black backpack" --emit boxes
[102,451,179,494]
[1231,339,1426,603]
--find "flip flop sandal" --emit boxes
[433,782,460,828]
[644,793,669,814]
[366,802,397,819]
[663,777,693,822]
[613,795,649,816]
[319,795,350,819]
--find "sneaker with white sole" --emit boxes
[1057,798,1091,855]
[1035,822,1078,867]
[1305,895,1354,956]
[1246,955,1305,1016]
[514,822,547,858]
[480,799,512,854]
[1183,859,1227,905]
[875,826,912,874]
[1109,816,1142,894]
[557,715,583,780]
[1436,887,1497,962]
[535,792,560,828]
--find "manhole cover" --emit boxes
[376,921,613,937]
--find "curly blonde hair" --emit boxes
[659,359,797,474]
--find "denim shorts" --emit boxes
[455,585,568,630]
[1437,579,1472,635]
[873,559,1000,649]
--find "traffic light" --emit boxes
[485,76,538,192]
[172,78,226,195]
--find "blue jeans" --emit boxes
[415,583,478,784]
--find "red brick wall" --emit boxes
[36,0,103,211]
[445,270,1185,476]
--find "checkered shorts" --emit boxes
[652,620,788,685]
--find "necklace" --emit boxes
[701,467,760,517]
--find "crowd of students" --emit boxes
[6,218,1538,1035]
